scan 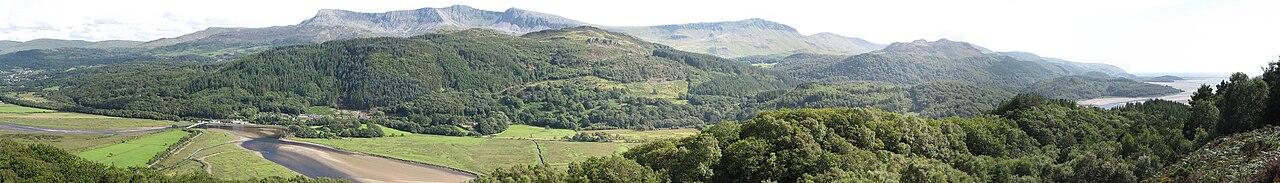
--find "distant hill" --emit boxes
[14,6,883,63]
[1000,51,1136,78]
[1143,75,1185,82]
[0,39,142,54]
[609,19,884,58]
[1027,74,1181,100]
[776,39,1066,88]
[770,39,1176,99]
[142,5,588,50]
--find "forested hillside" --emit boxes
[744,81,1014,118]
[0,48,214,70]
[18,26,795,135]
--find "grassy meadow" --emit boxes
[155,129,299,179]
[582,128,700,142]
[76,129,190,167]
[0,103,54,113]
[492,125,576,140]
[0,105,184,130]
[0,131,154,152]
[297,127,635,174]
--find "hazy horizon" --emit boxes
[1,0,1276,74]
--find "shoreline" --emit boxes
[278,137,483,177]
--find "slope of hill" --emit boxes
[1001,51,1135,78]
[0,39,142,54]
[1151,126,1280,182]
[609,18,884,58]
[0,48,199,70]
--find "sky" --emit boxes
[0,0,1276,74]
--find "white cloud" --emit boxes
[0,0,1274,74]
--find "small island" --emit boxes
[1144,75,1185,82]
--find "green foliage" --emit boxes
[1214,72,1270,135]
[279,118,385,138]
[483,95,1204,183]
[567,132,619,142]
[471,156,665,183]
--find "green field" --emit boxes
[0,131,154,152]
[0,111,186,130]
[77,130,190,167]
[0,103,54,113]
[298,127,634,173]
[156,129,298,179]
[492,125,577,140]
[582,128,699,142]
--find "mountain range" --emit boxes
[0,39,142,54]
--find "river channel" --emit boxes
[204,125,476,183]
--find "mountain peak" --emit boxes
[298,5,585,36]
[879,39,991,58]
[651,18,797,33]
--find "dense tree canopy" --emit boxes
[478,97,1205,182]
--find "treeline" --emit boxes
[1026,73,1181,100]
[746,81,1013,118]
[0,139,346,183]
[274,118,386,138]
[565,132,620,142]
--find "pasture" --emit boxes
[76,130,190,167]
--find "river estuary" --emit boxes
[1077,77,1227,108]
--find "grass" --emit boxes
[0,131,153,152]
[154,129,299,179]
[622,80,689,100]
[76,130,190,167]
[9,92,51,103]
[0,103,53,113]
[0,112,186,130]
[582,128,700,142]
[493,125,577,140]
[296,127,635,173]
